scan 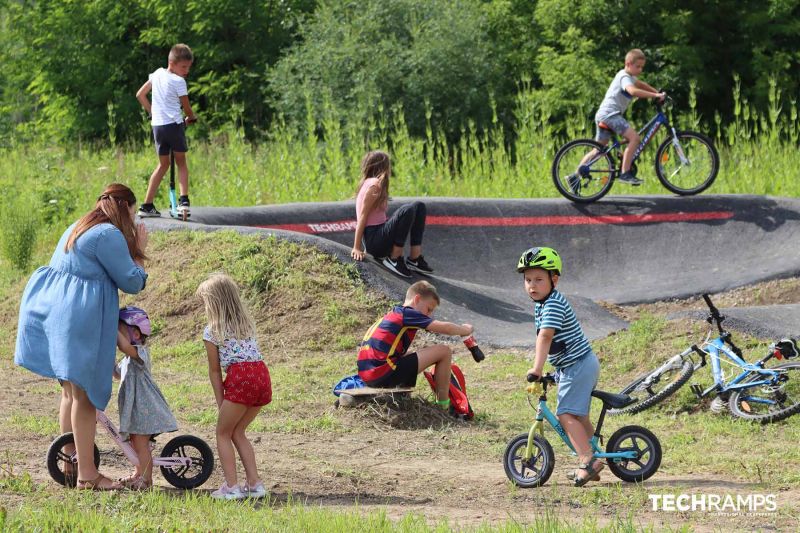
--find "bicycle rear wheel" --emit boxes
[552,139,615,203]
[655,131,719,195]
[609,358,694,415]
[728,362,800,424]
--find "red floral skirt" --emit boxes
[223,361,272,407]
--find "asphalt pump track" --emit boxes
[145,195,800,346]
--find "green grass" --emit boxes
[0,487,672,533]
[1,229,798,531]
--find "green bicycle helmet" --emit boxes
[516,247,562,274]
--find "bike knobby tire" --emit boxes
[728,362,800,424]
[552,139,615,203]
[46,432,101,487]
[655,131,719,195]
[159,434,215,489]
[609,359,694,415]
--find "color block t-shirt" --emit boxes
[595,69,637,122]
[357,306,433,382]
[534,289,593,369]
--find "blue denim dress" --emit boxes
[15,222,148,410]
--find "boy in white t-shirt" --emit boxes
[136,43,196,218]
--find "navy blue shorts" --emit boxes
[365,353,419,388]
[152,123,188,155]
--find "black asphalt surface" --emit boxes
[145,195,800,346]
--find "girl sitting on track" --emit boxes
[197,273,272,500]
[351,150,433,278]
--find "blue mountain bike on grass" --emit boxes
[503,374,662,488]
[552,98,720,203]
[609,294,800,424]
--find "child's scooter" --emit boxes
[46,409,214,489]
[168,116,195,221]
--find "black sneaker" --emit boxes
[381,256,412,278]
[137,204,161,217]
[406,255,433,274]
[617,171,643,186]
[567,174,582,194]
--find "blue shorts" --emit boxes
[153,123,188,155]
[555,352,600,416]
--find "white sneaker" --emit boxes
[211,482,246,500]
[244,481,267,498]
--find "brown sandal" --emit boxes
[77,473,122,491]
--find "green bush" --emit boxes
[0,195,40,271]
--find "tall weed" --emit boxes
[0,194,39,271]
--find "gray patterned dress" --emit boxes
[117,345,178,440]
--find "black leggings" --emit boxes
[363,201,427,259]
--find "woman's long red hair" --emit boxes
[66,183,147,263]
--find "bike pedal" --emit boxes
[690,384,704,398]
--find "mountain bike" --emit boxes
[552,98,720,203]
[503,374,662,488]
[46,409,214,489]
[609,294,800,424]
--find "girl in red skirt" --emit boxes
[197,273,272,500]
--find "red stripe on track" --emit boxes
[428,211,734,226]
[256,211,733,234]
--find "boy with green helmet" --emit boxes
[518,246,603,487]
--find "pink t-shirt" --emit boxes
[356,178,388,227]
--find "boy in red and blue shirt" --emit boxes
[357,281,473,409]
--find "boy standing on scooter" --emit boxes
[519,247,603,487]
[136,43,196,218]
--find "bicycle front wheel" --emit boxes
[552,139,615,203]
[609,358,694,415]
[655,131,719,195]
[728,362,800,424]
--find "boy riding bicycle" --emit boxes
[575,48,665,190]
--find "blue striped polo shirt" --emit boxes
[534,289,593,369]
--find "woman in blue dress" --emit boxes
[15,183,148,490]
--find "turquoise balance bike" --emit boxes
[503,374,662,487]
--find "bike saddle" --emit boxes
[591,389,636,409]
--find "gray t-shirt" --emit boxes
[595,69,637,122]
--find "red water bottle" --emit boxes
[463,336,485,363]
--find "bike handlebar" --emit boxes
[701,293,743,356]
[526,373,557,384]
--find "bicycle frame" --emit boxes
[84,410,193,469]
[523,384,637,462]
[583,105,687,173]
[692,337,783,404]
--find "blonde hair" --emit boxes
[196,273,255,341]
[406,280,440,305]
[625,48,645,64]
[355,150,391,206]
[169,43,193,64]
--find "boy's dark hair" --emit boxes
[169,43,193,63]
[406,280,440,305]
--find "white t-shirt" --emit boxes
[149,67,188,126]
